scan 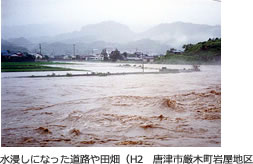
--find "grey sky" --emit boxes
[1,0,221,32]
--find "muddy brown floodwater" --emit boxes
[1,62,221,147]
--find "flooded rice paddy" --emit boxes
[1,62,221,147]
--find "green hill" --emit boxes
[156,38,221,64]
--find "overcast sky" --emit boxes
[1,0,221,32]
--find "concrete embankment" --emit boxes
[19,70,200,78]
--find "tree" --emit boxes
[109,49,123,62]
[182,44,193,52]
[101,49,108,61]
[44,55,49,61]
[122,52,128,58]
[169,48,176,53]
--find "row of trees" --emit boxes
[101,49,123,62]
[102,49,143,62]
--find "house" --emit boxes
[125,52,142,61]
[173,50,183,54]
[32,53,43,59]
[83,55,96,61]
[1,50,11,56]
[167,48,183,55]
[134,52,144,58]
[143,56,155,62]
[1,51,35,62]
[15,52,24,57]
[126,57,142,61]
[54,55,65,60]
[63,55,71,60]
[95,54,104,61]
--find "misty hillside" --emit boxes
[1,24,78,39]
[1,39,28,52]
[1,21,220,55]
[138,22,221,48]
[47,21,221,47]
[48,21,135,44]
[7,37,32,47]
[119,39,168,53]
[39,41,120,56]
[80,21,135,43]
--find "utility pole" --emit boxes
[39,43,42,55]
[73,44,76,56]
[142,53,144,72]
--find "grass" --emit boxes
[1,61,79,72]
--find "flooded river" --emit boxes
[1,62,221,147]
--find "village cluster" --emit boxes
[1,48,184,63]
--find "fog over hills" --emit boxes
[79,21,135,43]
[49,21,135,44]
[7,37,32,47]
[1,24,79,39]
[1,21,221,55]
[138,22,221,47]
[1,39,28,52]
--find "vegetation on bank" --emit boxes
[1,62,78,72]
[156,38,221,64]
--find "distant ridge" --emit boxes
[137,22,220,47]
[2,21,220,55]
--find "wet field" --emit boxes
[1,62,221,147]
